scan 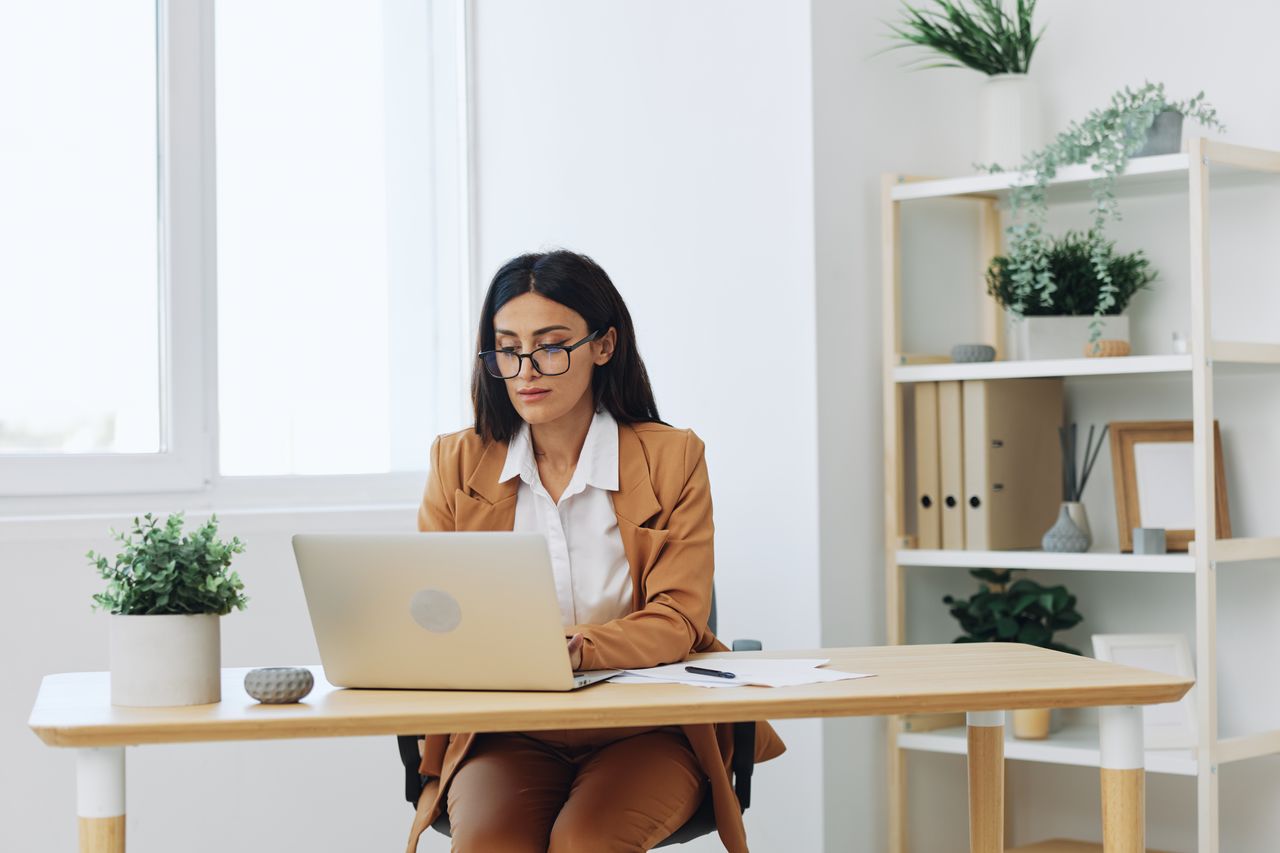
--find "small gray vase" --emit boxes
[1042,504,1090,553]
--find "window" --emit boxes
[0,0,470,502]
[0,2,161,456]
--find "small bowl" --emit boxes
[1084,339,1131,358]
[244,667,315,704]
[951,344,996,363]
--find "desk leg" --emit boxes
[77,747,125,853]
[966,710,1004,853]
[1099,706,1144,853]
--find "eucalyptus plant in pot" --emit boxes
[88,513,247,706]
[988,82,1223,343]
[944,568,1083,738]
[987,230,1156,359]
[886,0,1047,165]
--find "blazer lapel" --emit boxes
[612,424,669,610]
[455,437,518,531]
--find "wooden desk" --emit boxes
[29,644,1191,853]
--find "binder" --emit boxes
[913,383,941,549]
[937,380,965,550]
[962,378,1065,550]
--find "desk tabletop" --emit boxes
[29,644,1193,748]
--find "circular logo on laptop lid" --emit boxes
[409,588,462,633]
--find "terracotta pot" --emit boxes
[1012,708,1052,740]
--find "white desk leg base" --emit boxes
[1099,706,1144,853]
[77,747,125,853]
[966,711,1005,853]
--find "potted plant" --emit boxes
[88,512,247,706]
[886,0,1046,165]
[989,82,1223,343]
[986,230,1156,359]
[943,568,1083,738]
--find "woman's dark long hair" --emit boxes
[472,250,663,443]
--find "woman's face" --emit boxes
[491,292,615,427]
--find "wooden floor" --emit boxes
[1008,840,1175,853]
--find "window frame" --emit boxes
[0,0,475,512]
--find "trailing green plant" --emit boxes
[986,230,1155,317]
[88,512,248,616]
[886,0,1044,75]
[986,82,1224,340]
[943,568,1083,654]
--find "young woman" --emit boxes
[405,250,784,853]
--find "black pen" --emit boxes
[685,665,735,679]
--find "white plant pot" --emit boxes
[978,73,1042,167]
[110,613,222,706]
[1009,315,1131,361]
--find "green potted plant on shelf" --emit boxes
[885,0,1047,166]
[943,567,1083,738]
[88,512,247,706]
[987,81,1223,343]
[987,230,1156,359]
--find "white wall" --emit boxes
[468,2,822,849]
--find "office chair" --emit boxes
[395,588,760,847]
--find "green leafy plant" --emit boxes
[943,568,1083,654]
[88,513,248,615]
[886,0,1044,75]
[987,82,1224,340]
[986,230,1155,317]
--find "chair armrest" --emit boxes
[729,639,761,809]
[397,734,427,806]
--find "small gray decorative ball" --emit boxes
[951,344,996,363]
[245,667,314,704]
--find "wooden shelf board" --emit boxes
[897,723,1198,776]
[896,549,1193,574]
[889,153,1193,202]
[892,355,1192,383]
[1007,841,1175,853]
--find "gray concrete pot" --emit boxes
[1135,109,1184,157]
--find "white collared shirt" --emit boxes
[499,408,633,628]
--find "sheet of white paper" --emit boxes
[614,657,875,688]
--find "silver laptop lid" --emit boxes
[293,532,579,691]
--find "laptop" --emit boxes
[292,532,619,691]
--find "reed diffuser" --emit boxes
[1042,423,1109,552]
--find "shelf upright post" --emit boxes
[978,198,1006,360]
[1188,136,1220,852]
[882,172,908,853]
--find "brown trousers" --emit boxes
[445,725,707,853]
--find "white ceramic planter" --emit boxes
[978,73,1042,167]
[109,613,221,706]
[1009,315,1130,360]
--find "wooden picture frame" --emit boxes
[1109,420,1231,553]
[1092,633,1197,749]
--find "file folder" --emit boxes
[937,380,965,549]
[962,378,1064,550]
[913,383,941,549]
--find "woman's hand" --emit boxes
[566,632,584,671]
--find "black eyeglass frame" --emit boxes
[478,328,605,379]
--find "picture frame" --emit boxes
[1092,633,1197,749]
[1108,420,1231,553]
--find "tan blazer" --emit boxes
[405,420,785,853]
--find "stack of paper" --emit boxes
[611,658,874,689]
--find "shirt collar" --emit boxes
[498,408,620,493]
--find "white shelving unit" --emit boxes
[880,137,1280,853]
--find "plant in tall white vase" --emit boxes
[88,512,247,706]
[886,0,1046,166]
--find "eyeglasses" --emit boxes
[478,329,604,380]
